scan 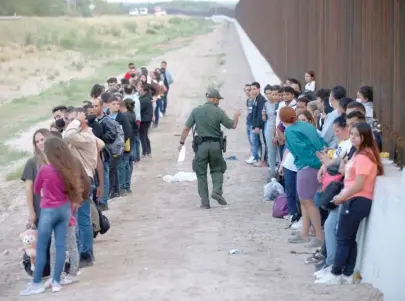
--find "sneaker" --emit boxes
[44,278,52,289]
[314,265,331,279]
[288,233,309,243]
[200,204,211,209]
[79,257,93,269]
[51,281,62,293]
[245,156,257,164]
[61,275,79,285]
[283,215,291,221]
[211,193,227,205]
[305,237,323,249]
[341,274,354,284]
[20,282,45,296]
[126,188,133,194]
[305,251,325,264]
[291,219,303,230]
[253,160,267,167]
[98,203,109,211]
[109,191,120,199]
[315,260,326,272]
[314,272,342,284]
[120,189,128,197]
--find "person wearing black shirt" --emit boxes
[139,82,153,157]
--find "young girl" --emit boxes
[20,137,84,296]
[304,71,316,92]
[316,122,383,284]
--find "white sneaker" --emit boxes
[20,282,45,296]
[314,272,342,284]
[44,278,52,289]
[245,156,257,164]
[51,281,62,293]
[159,112,163,118]
[314,265,331,279]
[61,274,79,285]
[341,274,353,284]
[283,215,291,221]
[291,219,303,230]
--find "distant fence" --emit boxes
[235,0,405,168]
[166,7,234,18]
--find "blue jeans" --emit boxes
[77,194,94,259]
[154,98,162,126]
[134,136,141,161]
[250,128,266,161]
[332,197,372,276]
[99,160,110,205]
[264,121,277,177]
[246,123,254,156]
[118,152,130,190]
[325,206,341,266]
[283,167,299,216]
[34,202,70,283]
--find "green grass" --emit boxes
[5,163,26,181]
[2,17,214,179]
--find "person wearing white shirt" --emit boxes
[304,71,316,92]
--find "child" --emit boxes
[20,137,84,296]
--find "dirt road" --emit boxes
[0,24,382,301]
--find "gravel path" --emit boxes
[0,24,382,301]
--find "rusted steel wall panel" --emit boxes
[236,0,405,166]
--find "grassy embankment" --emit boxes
[0,16,214,180]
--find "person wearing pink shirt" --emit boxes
[20,137,87,296]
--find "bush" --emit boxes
[124,22,138,33]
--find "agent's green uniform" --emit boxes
[185,96,234,206]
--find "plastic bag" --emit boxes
[163,172,197,183]
[264,178,284,201]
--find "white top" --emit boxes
[282,151,298,172]
[276,99,297,127]
[333,139,352,159]
[305,81,316,92]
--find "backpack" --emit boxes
[93,204,110,238]
[272,193,288,218]
[100,117,125,157]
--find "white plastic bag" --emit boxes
[162,172,197,183]
[177,145,186,166]
[263,178,284,201]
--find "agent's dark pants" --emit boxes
[139,121,151,155]
[331,197,372,276]
[162,90,169,114]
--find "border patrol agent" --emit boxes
[178,88,241,209]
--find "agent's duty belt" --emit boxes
[200,137,221,142]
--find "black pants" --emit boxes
[331,197,372,276]
[109,156,119,194]
[139,121,151,155]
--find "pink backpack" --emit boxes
[272,193,288,218]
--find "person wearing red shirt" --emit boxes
[124,62,137,80]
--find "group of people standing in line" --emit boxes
[19,61,173,296]
[244,71,383,284]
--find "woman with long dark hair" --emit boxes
[315,122,383,284]
[21,129,52,227]
[20,137,84,295]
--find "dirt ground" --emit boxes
[0,24,382,301]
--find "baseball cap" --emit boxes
[206,88,223,100]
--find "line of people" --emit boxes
[244,73,383,285]
[19,61,173,296]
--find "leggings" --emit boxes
[50,226,79,277]
[139,121,151,155]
